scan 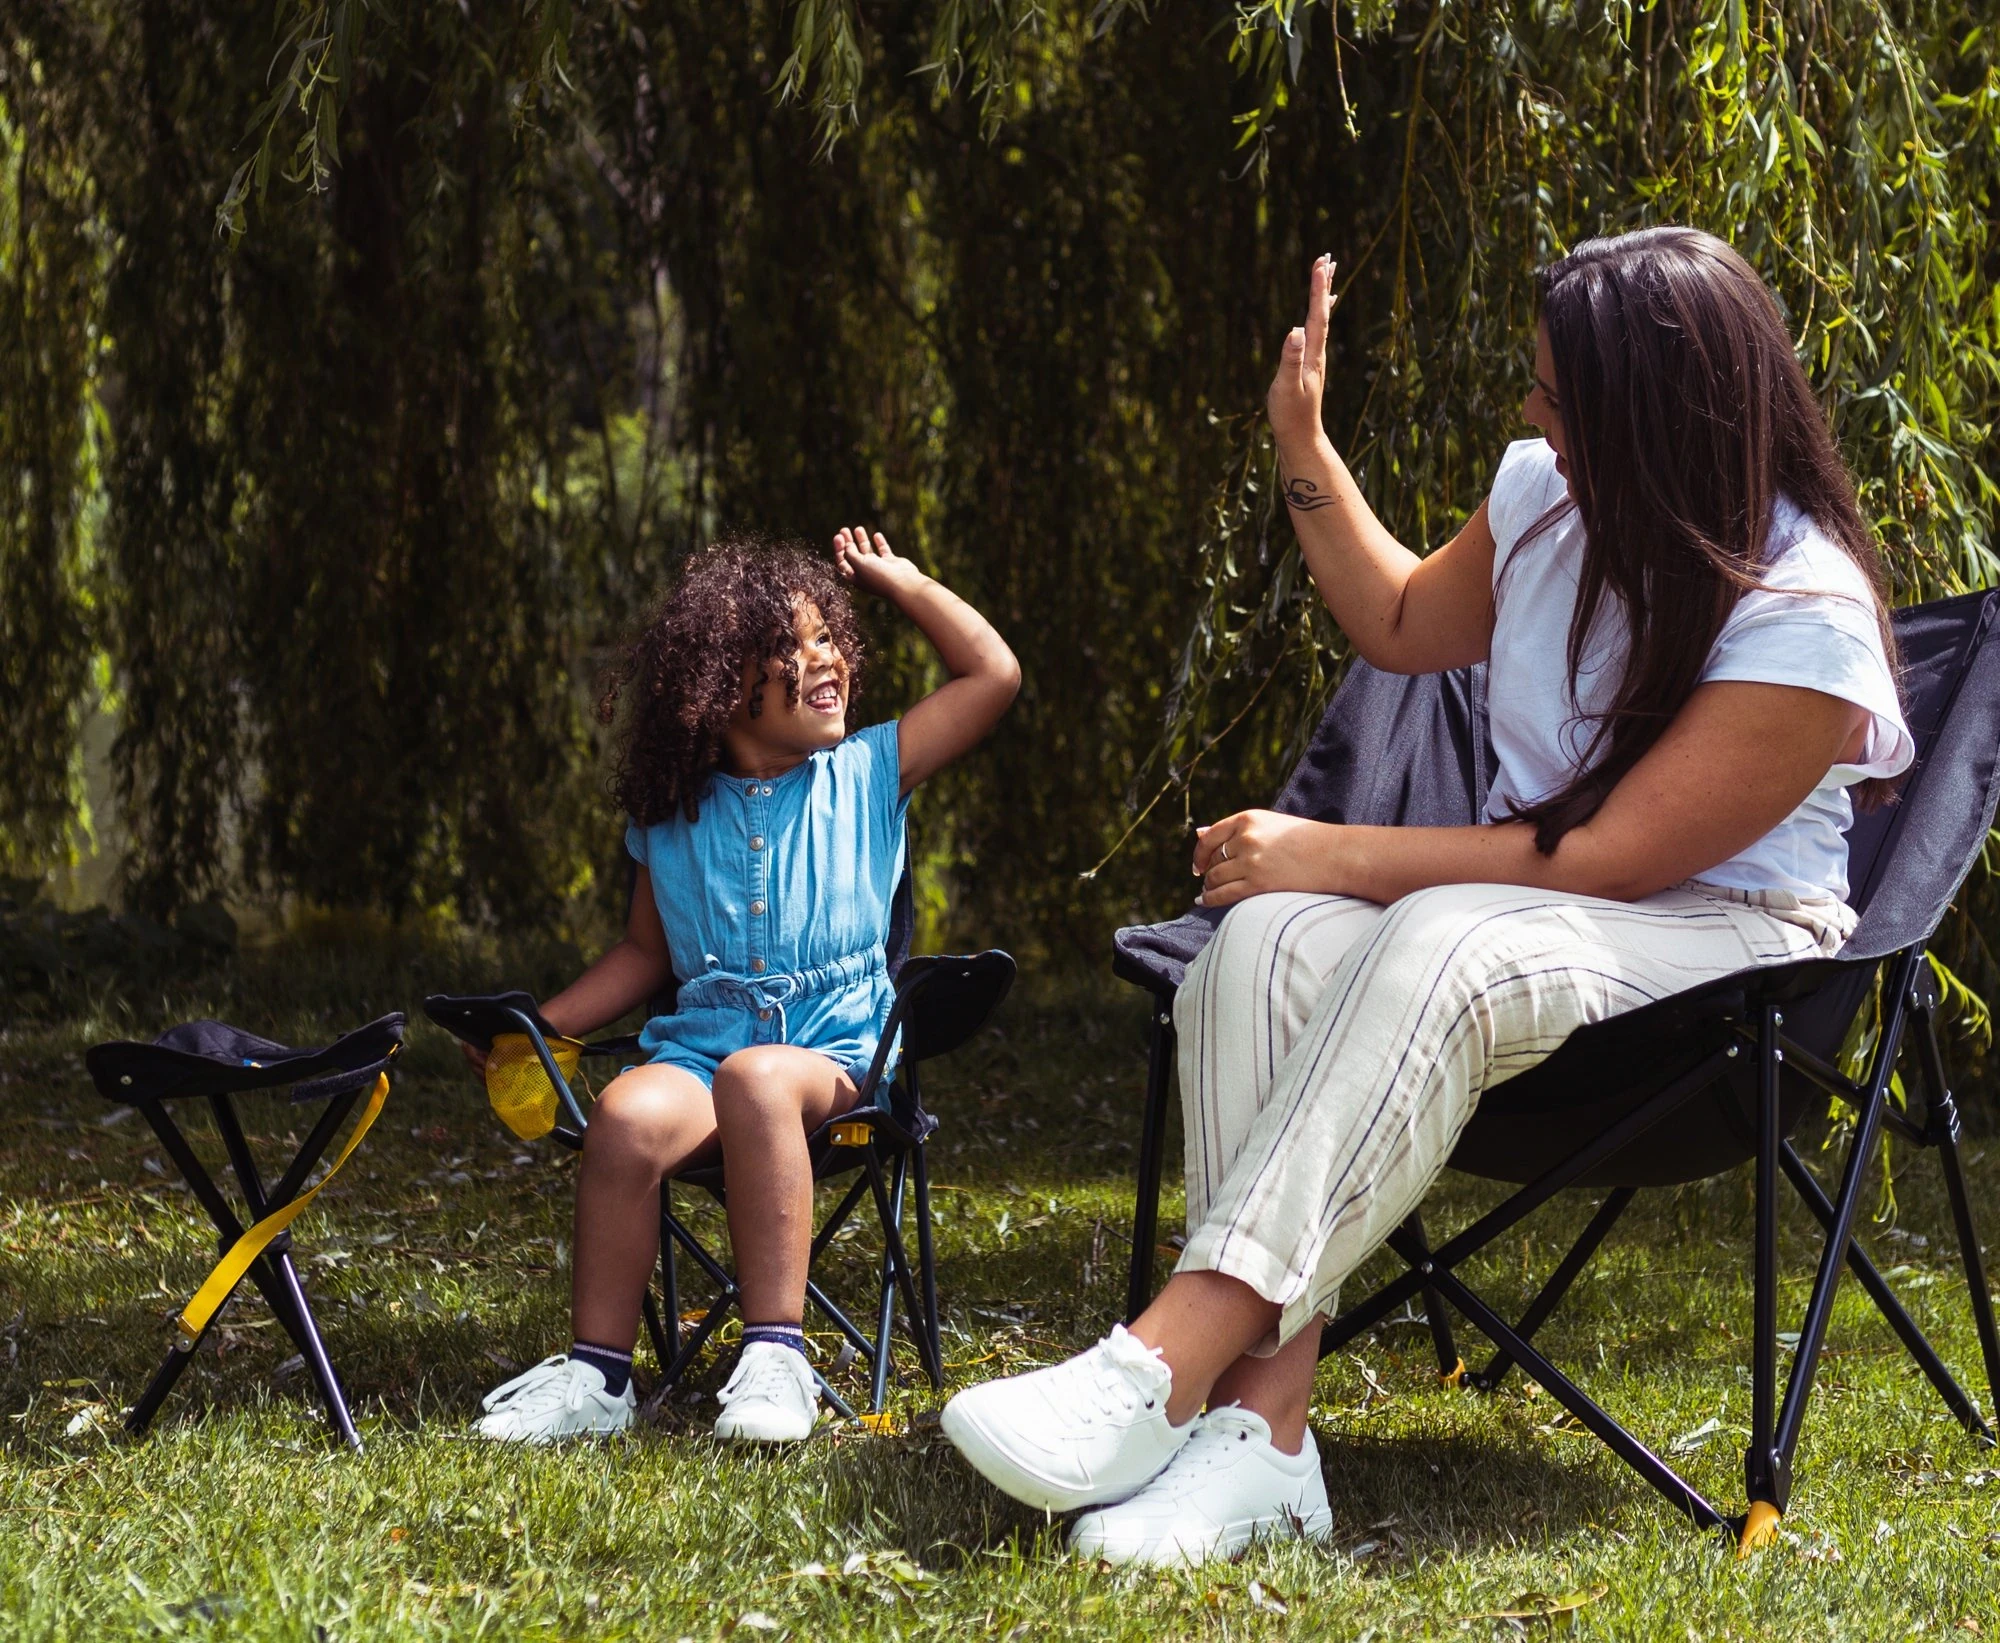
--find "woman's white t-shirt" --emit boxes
[1483,438,1912,904]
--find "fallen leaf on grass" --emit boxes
[1668,1417,1724,1455]
[1782,1528,1843,1564]
[1247,1580,1289,1614]
[771,1549,934,1600]
[62,1403,107,1438]
[1460,1585,1609,1629]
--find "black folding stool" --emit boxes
[426,866,1013,1416]
[1116,590,2000,1549]
[85,1014,405,1450]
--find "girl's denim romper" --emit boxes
[624,719,909,1100]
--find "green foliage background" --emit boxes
[2,0,1997,970]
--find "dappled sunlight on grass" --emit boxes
[2,956,1999,1636]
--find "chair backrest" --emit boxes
[1272,659,1491,829]
[1837,589,2000,960]
[1278,592,2000,957]
[1115,590,2000,1002]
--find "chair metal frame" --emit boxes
[428,949,1012,1416]
[1122,903,2000,1552]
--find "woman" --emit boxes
[942,227,1911,1565]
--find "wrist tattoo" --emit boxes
[1281,472,1337,512]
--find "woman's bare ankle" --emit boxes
[1128,1270,1283,1426]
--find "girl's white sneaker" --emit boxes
[475,1354,636,1443]
[1068,1405,1334,1566]
[941,1324,1189,1511]
[713,1342,821,1442]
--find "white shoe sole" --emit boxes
[942,1395,1158,1512]
[712,1412,816,1443]
[475,1412,632,1445]
[1073,1500,1335,1567]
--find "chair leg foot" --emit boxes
[1737,1500,1783,1557]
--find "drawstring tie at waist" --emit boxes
[676,947,885,1045]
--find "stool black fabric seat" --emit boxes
[1114,589,2000,1549]
[86,1013,404,1450]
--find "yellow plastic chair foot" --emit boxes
[1440,1358,1468,1388]
[1737,1500,1783,1556]
[828,1121,874,1148]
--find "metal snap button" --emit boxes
[749,900,766,916]
[761,785,773,796]
[749,835,764,850]
[758,1008,772,1022]
[750,958,766,973]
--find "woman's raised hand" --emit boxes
[1265,255,1338,452]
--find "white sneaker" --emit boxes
[941,1324,1189,1511]
[713,1342,820,1442]
[1068,1404,1334,1566]
[475,1355,635,1443]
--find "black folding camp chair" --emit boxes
[425,866,1014,1417]
[1115,589,2000,1549]
[84,1014,405,1450]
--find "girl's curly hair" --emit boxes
[598,536,867,825]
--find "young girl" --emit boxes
[477,526,1017,1444]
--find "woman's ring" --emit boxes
[1218,841,1231,862]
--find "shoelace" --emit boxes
[719,1348,806,1407]
[1171,1420,1257,1473]
[483,1356,588,1417]
[1074,1345,1163,1422]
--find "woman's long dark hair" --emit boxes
[1518,225,1897,855]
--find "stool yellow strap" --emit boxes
[174,1071,390,1349]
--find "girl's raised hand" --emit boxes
[834,525,921,596]
[1265,254,1338,452]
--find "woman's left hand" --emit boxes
[1193,810,1344,907]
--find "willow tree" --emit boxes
[1,0,1995,966]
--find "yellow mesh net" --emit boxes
[484,1032,584,1140]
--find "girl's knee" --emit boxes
[712,1046,808,1115]
[589,1074,696,1156]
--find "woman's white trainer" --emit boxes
[1068,1404,1334,1566]
[941,1324,1190,1511]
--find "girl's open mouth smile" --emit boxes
[805,679,843,714]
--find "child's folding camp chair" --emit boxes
[1114,589,2000,1549]
[425,866,1013,1416]
[84,1014,405,1450]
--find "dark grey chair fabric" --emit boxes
[1112,662,1490,997]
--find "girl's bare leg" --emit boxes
[709,1046,862,1324]
[571,1063,718,1350]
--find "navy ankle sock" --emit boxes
[741,1322,808,1359]
[569,1340,633,1397]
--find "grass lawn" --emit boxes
[3,927,1999,1639]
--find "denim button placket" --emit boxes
[745,779,767,978]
